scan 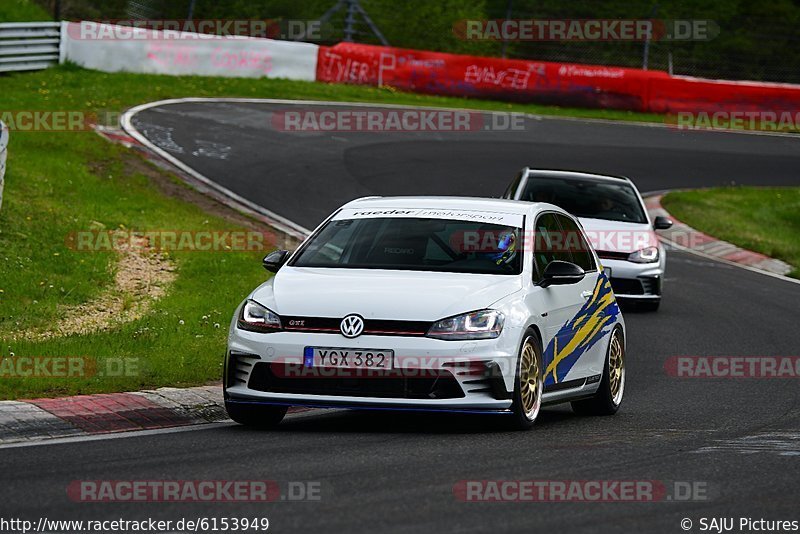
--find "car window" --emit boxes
[291,217,522,275]
[301,219,354,264]
[521,176,647,223]
[532,212,572,281]
[555,214,597,272]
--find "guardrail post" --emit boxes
[0,120,8,213]
[59,20,67,64]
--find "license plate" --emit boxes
[306,347,394,369]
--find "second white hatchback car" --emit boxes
[225,197,626,430]
[503,168,673,311]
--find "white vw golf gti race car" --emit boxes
[225,197,626,430]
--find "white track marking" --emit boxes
[0,409,333,450]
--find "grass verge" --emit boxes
[0,64,664,399]
[662,187,800,278]
[0,0,51,22]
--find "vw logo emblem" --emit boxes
[340,314,364,338]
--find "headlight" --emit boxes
[237,300,282,332]
[427,310,504,340]
[628,246,659,263]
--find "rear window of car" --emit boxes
[291,217,522,275]
[520,176,647,223]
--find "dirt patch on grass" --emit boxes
[12,144,296,342]
[15,235,176,341]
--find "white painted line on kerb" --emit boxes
[0,421,226,450]
[0,409,333,450]
[661,238,800,286]
[121,99,313,240]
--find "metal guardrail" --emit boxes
[0,22,61,73]
[0,120,8,212]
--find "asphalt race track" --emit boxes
[128,100,800,230]
[3,101,799,533]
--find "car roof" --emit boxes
[523,168,632,183]
[341,195,549,216]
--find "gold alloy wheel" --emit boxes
[608,331,625,403]
[519,342,541,419]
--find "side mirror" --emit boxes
[262,249,290,273]
[653,216,673,230]
[539,261,585,288]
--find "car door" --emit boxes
[552,213,616,383]
[525,212,585,389]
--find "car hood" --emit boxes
[250,267,523,321]
[577,217,657,253]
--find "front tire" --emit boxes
[571,326,625,416]
[507,332,544,430]
[226,402,287,428]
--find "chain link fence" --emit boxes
[31,0,800,84]
[485,2,800,84]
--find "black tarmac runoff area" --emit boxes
[2,101,799,534]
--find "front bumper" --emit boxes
[601,258,663,300]
[225,328,519,411]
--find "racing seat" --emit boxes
[364,233,429,266]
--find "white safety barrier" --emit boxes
[0,22,61,73]
[0,121,8,212]
[60,21,319,81]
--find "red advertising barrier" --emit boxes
[316,42,669,112]
[647,76,800,114]
[316,42,800,115]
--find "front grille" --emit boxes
[610,277,644,295]
[248,362,464,399]
[282,316,433,337]
[227,352,261,387]
[596,250,630,261]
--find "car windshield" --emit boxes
[291,217,522,275]
[520,176,647,223]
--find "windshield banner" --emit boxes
[333,208,524,228]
